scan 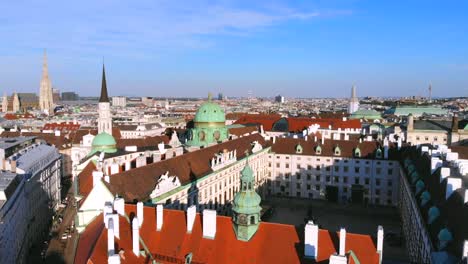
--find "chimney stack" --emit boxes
[108,255,120,264]
[463,240,468,259]
[407,114,414,132]
[203,209,217,239]
[156,204,163,231]
[440,167,450,183]
[108,218,115,255]
[113,197,125,216]
[11,160,16,173]
[137,202,144,227]
[377,226,384,261]
[132,217,140,256]
[304,221,319,259]
[187,205,196,233]
[92,171,104,187]
[446,178,462,200]
[452,113,459,132]
[339,228,346,256]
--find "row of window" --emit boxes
[273,177,394,187]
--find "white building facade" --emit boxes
[0,143,61,264]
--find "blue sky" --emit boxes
[0,0,467,98]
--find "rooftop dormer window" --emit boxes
[295,144,303,154]
[315,145,322,155]
[334,146,341,156]
[354,147,361,158]
[375,148,383,159]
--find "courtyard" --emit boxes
[262,197,409,263]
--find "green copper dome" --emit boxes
[194,101,226,124]
[186,95,228,147]
[90,132,117,155]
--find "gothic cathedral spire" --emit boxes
[39,49,54,114]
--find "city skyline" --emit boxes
[1,1,467,98]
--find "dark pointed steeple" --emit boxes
[99,64,109,102]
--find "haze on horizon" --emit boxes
[0,0,467,98]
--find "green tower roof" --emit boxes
[194,99,226,123]
[233,161,261,215]
[89,132,117,156]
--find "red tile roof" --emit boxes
[74,214,105,264]
[43,122,81,132]
[234,114,282,131]
[228,126,258,136]
[78,162,97,197]
[271,137,385,159]
[79,204,380,264]
[0,131,72,150]
[105,133,268,202]
[234,115,361,133]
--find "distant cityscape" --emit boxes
[0,49,467,264]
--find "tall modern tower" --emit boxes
[98,64,112,135]
[39,50,54,114]
[348,85,359,114]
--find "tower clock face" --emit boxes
[238,214,247,225]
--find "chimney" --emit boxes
[446,178,462,200]
[452,113,459,132]
[108,218,115,255]
[104,201,113,216]
[407,114,414,132]
[446,152,459,162]
[304,221,319,259]
[187,205,196,233]
[339,228,346,256]
[108,255,120,264]
[377,226,384,261]
[431,158,443,174]
[105,213,120,239]
[137,202,144,227]
[93,171,104,186]
[440,167,451,183]
[156,204,163,231]
[113,197,125,216]
[203,209,217,239]
[463,240,468,259]
[110,162,119,175]
[10,160,16,173]
[125,161,131,171]
[132,217,140,256]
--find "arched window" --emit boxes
[214,130,220,140]
[250,215,255,224]
[198,131,205,141]
[248,182,252,190]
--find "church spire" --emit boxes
[99,64,109,102]
[42,49,49,78]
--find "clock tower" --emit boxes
[232,159,262,241]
